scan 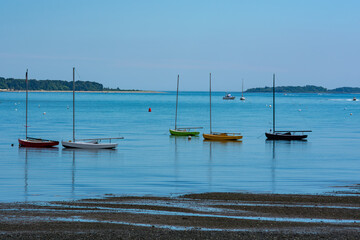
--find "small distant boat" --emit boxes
[353,97,357,101]
[240,79,245,101]
[62,68,122,149]
[223,93,235,100]
[203,73,243,141]
[169,75,202,136]
[265,74,311,140]
[18,70,59,148]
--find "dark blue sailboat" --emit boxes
[265,74,311,140]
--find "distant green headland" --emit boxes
[0,77,139,92]
[245,85,360,93]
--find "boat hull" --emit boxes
[169,129,200,136]
[203,133,243,141]
[223,97,235,100]
[62,141,118,149]
[265,132,307,140]
[18,139,59,148]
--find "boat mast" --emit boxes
[209,73,212,134]
[273,73,275,133]
[25,69,28,139]
[175,74,179,130]
[73,67,75,142]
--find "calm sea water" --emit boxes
[0,91,359,202]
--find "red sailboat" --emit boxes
[18,70,59,147]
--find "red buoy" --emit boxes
[148,108,151,112]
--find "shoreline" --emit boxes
[1,89,359,94]
[0,89,164,93]
[1,192,359,239]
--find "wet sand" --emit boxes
[1,192,360,239]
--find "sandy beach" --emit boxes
[1,192,359,239]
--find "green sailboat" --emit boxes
[169,75,202,136]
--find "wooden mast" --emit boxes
[25,69,28,139]
[273,73,275,133]
[73,67,75,142]
[175,74,179,130]
[209,73,212,134]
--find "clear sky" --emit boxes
[1,0,359,91]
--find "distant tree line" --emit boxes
[329,87,360,93]
[0,77,135,91]
[246,85,360,93]
[103,87,140,92]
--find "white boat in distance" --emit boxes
[62,68,122,149]
[223,93,235,100]
[240,79,245,101]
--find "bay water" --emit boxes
[0,91,359,202]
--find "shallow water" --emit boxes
[0,91,359,202]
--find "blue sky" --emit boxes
[1,0,359,91]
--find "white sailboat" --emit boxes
[240,79,245,101]
[62,139,119,149]
[62,67,123,149]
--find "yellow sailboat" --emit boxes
[203,73,243,141]
[203,132,243,141]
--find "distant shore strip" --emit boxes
[0,89,163,93]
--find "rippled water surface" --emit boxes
[0,91,359,202]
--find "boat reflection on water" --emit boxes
[170,135,203,192]
[208,141,213,189]
[265,140,309,193]
[203,138,243,144]
[61,147,117,162]
[266,140,277,193]
[19,147,119,202]
[24,148,28,202]
[171,135,179,192]
[18,147,59,202]
[61,148,118,197]
[203,140,243,191]
[59,149,77,196]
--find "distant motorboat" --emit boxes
[223,93,235,100]
[353,97,357,101]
